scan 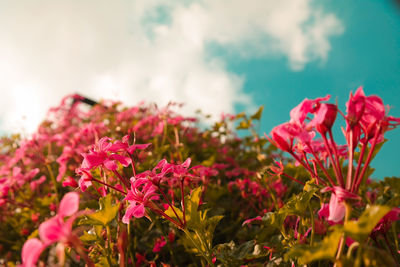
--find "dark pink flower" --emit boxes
[80,137,132,172]
[122,178,159,223]
[62,176,78,188]
[267,123,301,152]
[372,207,400,237]
[153,236,167,253]
[242,216,262,226]
[308,103,337,134]
[346,87,366,128]
[290,95,330,126]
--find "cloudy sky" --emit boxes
[0,0,399,178]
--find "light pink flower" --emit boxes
[321,187,360,223]
[21,192,81,266]
[20,238,44,267]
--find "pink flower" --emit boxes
[267,123,300,152]
[321,187,360,223]
[242,216,262,226]
[62,176,78,188]
[153,236,167,253]
[371,207,400,237]
[122,178,159,223]
[39,192,80,245]
[308,103,337,134]
[289,95,330,126]
[80,137,131,171]
[21,192,81,266]
[346,87,366,128]
[20,238,44,267]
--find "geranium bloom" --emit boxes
[308,103,337,134]
[289,95,330,126]
[371,207,400,237]
[122,177,159,223]
[20,238,44,267]
[320,186,360,223]
[20,192,82,266]
[153,236,167,253]
[268,123,300,152]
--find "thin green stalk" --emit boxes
[308,204,315,246]
[336,203,351,264]
[183,229,215,267]
[46,164,59,204]
[106,225,113,266]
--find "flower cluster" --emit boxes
[0,89,398,266]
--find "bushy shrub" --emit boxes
[0,88,399,267]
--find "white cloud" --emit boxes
[0,0,343,134]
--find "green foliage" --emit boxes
[285,228,342,264]
[344,205,391,242]
[81,194,120,226]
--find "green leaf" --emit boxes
[80,231,98,242]
[285,228,342,264]
[361,245,396,267]
[86,194,120,226]
[263,188,318,231]
[236,120,251,130]
[215,240,266,266]
[186,187,203,228]
[250,106,264,120]
[164,204,184,224]
[344,205,391,242]
[165,187,204,228]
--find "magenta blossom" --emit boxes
[122,177,160,223]
[289,95,330,126]
[308,103,337,134]
[80,137,131,172]
[371,207,400,237]
[267,123,301,152]
[20,192,82,267]
[153,236,167,253]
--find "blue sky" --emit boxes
[0,0,399,178]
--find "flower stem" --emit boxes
[328,130,345,187]
[345,129,354,190]
[351,142,366,192]
[353,126,380,192]
[156,185,185,227]
[113,170,130,189]
[180,179,187,226]
[91,177,127,195]
[321,133,343,187]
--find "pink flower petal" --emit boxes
[58,192,79,218]
[21,238,44,267]
[38,216,64,245]
[327,193,346,223]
